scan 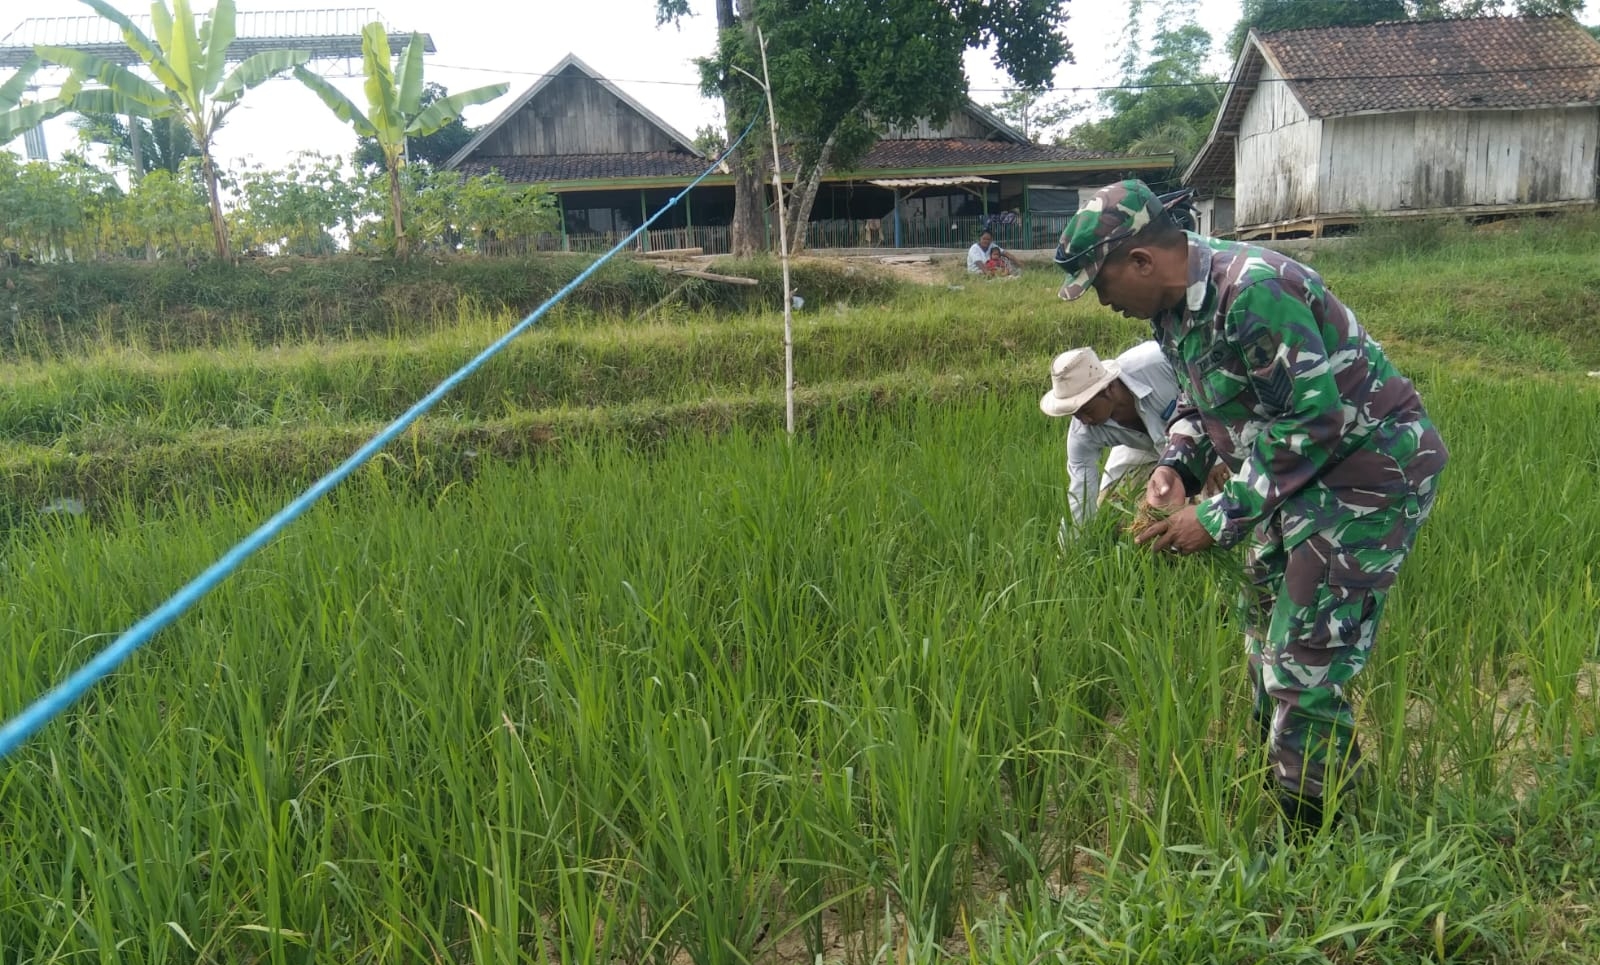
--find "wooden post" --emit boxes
[1022,182,1031,246]
[558,193,569,251]
[893,190,902,249]
[639,190,650,252]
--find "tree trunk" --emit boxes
[719,0,768,257]
[127,111,143,184]
[200,147,230,262]
[784,131,837,255]
[388,158,407,260]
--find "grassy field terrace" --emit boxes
[1,216,1598,963]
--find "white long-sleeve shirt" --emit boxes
[1064,341,1181,524]
[967,242,1002,273]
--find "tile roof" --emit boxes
[459,139,1156,186]
[1259,15,1600,117]
[854,138,1134,169]
[457,152,712,182]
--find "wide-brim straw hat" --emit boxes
[1040,347,1121,417]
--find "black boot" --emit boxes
[1277,790,1340,840]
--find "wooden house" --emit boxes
[1184,16,1600,238]
[446,54,1176,251]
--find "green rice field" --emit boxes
[2,219,1598,963]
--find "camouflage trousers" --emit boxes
[1241,476,1440,799]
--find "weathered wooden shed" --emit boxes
[447,54,1175,252]
[1185,16,1600,238]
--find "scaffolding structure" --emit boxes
[0,7,434,76]
[1,7,433,162]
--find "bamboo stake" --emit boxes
[756,26,795,437]
[664,267,760,285]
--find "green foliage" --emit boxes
[38,0,311,261]
[985,87,1082,143]
[69,110,199,175]
[730,0,1068,170]
[0,151,123,259]
[2,221,1600,959]
[691,122,727,157]
[665,0,1071,251]
[230,152,364,256]
[1063,19,1221,180]
[1409,0,1584,15]
[0,369,1596,960]
[1230,0,1587,56]
[294,24,508,258]
[350,81,475,171]
[121,161,212,258]
[411,169,559,253]
[1228,0,1407,56]
[0,252,900,357]
[342,167,558,255]
[0,56,80,145]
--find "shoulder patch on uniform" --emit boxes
[1201,341,1233,371]
[1241,328,1278,370]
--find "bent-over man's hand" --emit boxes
[1134,505,1216,555]
[1145,465,1188,510]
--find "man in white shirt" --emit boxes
[1040,342,1181,529]
[966,230,1018,276]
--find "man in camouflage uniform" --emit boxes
[1053,179,1448,833]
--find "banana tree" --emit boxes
[37,0,309,261]
[295,24,506,259]
[1,56,80,145]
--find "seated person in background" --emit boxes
[966,230,1019,276]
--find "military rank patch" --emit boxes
[1241,328,1278,370]
[1252,358,1295,413]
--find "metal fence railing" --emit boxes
[800,214,1077,251]
[549,214,1078,257]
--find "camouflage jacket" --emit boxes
[1154,235,1449,550]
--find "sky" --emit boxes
[8,0,1248,171]
[6,0,1600,172]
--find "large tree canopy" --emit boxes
[71,112,200,175]
[1230,0,1585,54]
[658,0,1070,253]
[1227,0,1407,56]
[1062,20,1220,181]
[984,87,1080,143]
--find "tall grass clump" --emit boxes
[0,254,903,359]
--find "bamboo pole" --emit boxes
[756,27,795,436]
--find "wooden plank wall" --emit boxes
[1235,61,1322,226]
[474,66,684,156]
[1320,107,1598,212]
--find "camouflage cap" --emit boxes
[1054,179,1165,301]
